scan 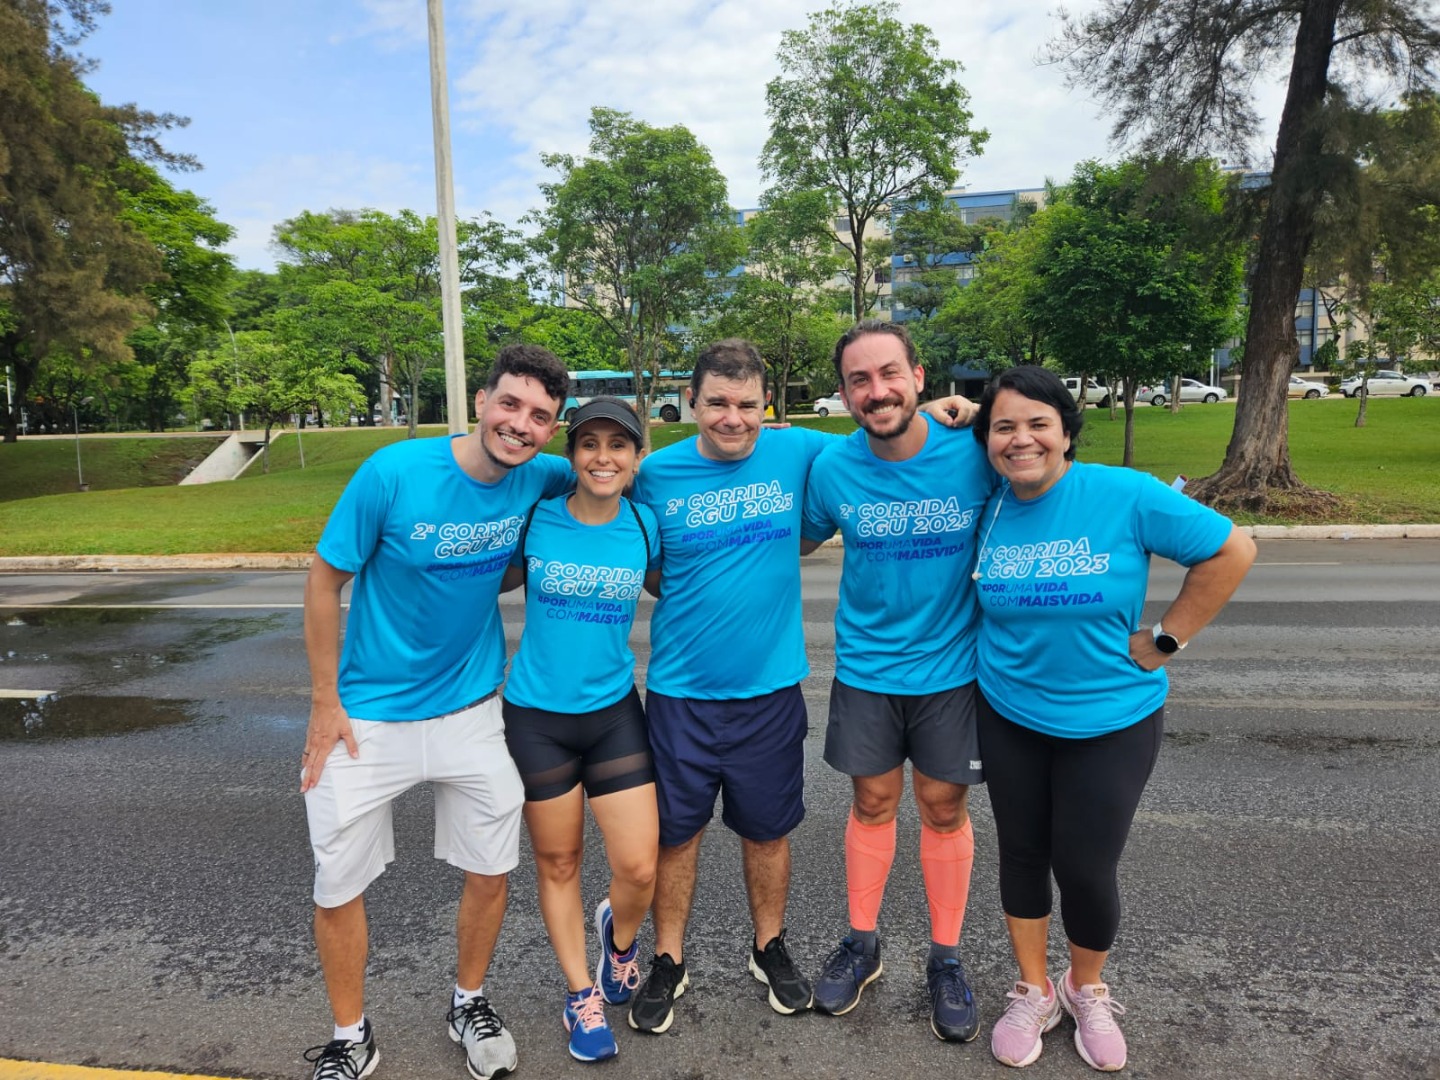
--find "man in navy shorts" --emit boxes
[627,338,976,1034]
[800,321,995,1044]
[300,344,572,1080]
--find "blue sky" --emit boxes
[83,1,1285,271]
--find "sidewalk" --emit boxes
[0,523,1437,573]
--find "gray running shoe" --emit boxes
[304,1018,378,1080]
[447,994,518,1080]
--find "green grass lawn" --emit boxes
[0,397,1435,555]
[0,434,224,501]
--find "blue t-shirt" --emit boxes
[973,462,1233,738]
[504,496,661,713]
[316,436,572,721]
[802,414,997,694]
[632,427,833,699]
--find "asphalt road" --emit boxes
[1,540,1437,1080]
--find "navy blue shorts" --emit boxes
[645,684,808,846]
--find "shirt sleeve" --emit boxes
[535,452,575,498]
[1134,474,1235,566]
[315,456,390,573]
[801,451,840,543]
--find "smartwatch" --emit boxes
[1152,622,1186,655]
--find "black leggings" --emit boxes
[977,692,1163,953]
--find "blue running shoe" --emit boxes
[927,955,980,1042]
[564,986,618,1062]
[813,936,883,1016]
[594,897,641,1005]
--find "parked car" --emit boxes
[1061,377,1112,408]
[1338,370,1430,397]
[1141,378,1228,405]
[812,393,846,417]
[1288,375,1329,399]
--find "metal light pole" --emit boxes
[73,396,93,491]
[427,0,469,435]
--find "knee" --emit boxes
[917,792,967,832]
[463,871,508,900]
[534,848,583,883]
[614,852,657,892]
[852,789,899,824]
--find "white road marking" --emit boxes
[0,689,56,699]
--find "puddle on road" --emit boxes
[5,608,153,628]
[0,694,201,739]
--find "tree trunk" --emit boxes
[1188,0,1344,512]
[1121,376,1136,467]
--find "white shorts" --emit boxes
[305,695,523,908]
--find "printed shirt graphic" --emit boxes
[803,414,997,693]
[505,497,661,713]
[316,436,572,721]
[973,462,1233,737]
[632,427,832,699]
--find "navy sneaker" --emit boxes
[628,953,689,1034]
[304,1018,378,1080]
[594,897,641,1004]
[927,955,980,1042]
[813,936,883,1016]
[748,929,814,1014]
[564,986,618,1062]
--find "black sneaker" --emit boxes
[927,955,980,1042]
[748,929,814,1014]
[304,1018,379,1080]
[628,952,689,1034]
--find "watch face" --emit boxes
[1154,633,1180,655]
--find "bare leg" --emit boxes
[1067,941,1109,987]
[589,783,659,951]
[1005,913,1051,987]
[316,895,368,1026]
[741,836,790,947]
[456,871,508,991]
[523,787,589,990]
[652,829,703,962]
[851,767,904,825]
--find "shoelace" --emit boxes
[645,956,682,996]
[763,931,800,979]
[303,1039,367,1080]
[447,996,504,1040]
[999,986,1055,1031]
[610,949,641,993]
[571,987,608,1032]
[931,962,969,1005]
[821,939,863,976]
[1070,987,1127,1034]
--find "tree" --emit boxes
[762,1,988,320]
[0,0,192,442]
[711,189,847,421]
[532,107,741,428]
[1050,0,1440,512]
[187,330,362,470]
[1025,159,1245,465]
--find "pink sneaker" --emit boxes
[1057,968,1128,1071]
[990,978,1061,1067]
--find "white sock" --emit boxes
[333,1016,367,1043]
[454,984,484,1007]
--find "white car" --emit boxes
[1142,378,1228,406]
[1061,377,1113,408]
[1339,371,1430,397]
[812,394,847,417]
[1288,376,1329,399]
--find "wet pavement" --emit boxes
[0,542,1438,1080]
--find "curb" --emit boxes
[0,524,1436,573]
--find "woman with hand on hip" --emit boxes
[969,366,1255,1072]
[501,397,661,1064]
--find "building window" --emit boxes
[874,265,891,284]
[835,216,852,233]
[955,265,975,282]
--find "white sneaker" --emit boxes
[447,995,518,1080]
